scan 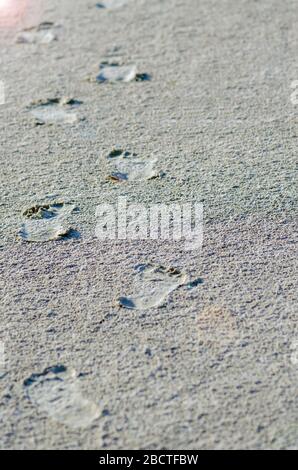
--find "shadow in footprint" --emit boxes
[64,229,81,240]
[186,278,204,289]
[94,0,131,9]
[136,73,152,82]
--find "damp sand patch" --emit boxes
[16,22,61,44]
[27,97,82,125]
[23,365,101,429]
[118,264,187,310]
[18,202,77,242]
[106,149,160,182]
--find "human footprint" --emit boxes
[18,202,76,242]
[16,22,60,44]
[24,365,101,429]
[118,264,187,310]
[27,97,82,125]
[106,149,160,182]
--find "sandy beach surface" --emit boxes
[0,0,297,449]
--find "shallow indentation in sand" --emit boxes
[16,22,60,44]
[106,149,160,182]
[96,63,137,83]
[23,202,75,220]
[28,97,82,125]
[118,264,187,309]
[197,305,238,347]
[18,221,72,242]
[24,365,101,429]
[18,202,76,242]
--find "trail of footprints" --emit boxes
[14,0,205,425]
[16,3,189,308]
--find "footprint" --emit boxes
[96,63,137,83]
[106,149,160,182]
[16,22,60,44]
[27,97,82,125]
[118,264,187,310]
[18,221,71,243]
[95,0,131,10]
[22,202,75,220]
[92,62,150,83]
[18,202,76,242]
[23,365,101,429]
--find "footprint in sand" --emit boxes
[27,97,82,125]
[23,365,101,429]
[197,305,239,348]
[95,0,131,10]
[95,63,150,83]
[16,22,60,44]
[118,264,187,310]
[106,149,160,182]
[18,202,76,242]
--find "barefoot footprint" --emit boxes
[16,22,60,44]
[96,63,137,83]
[18,202,76,242]
[28,97,82,125]
[106,149,160,182]
[23,365,101,429]
[118,264,187,309]
[95,62,150,83]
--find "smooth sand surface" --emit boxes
[0,0,297,449]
